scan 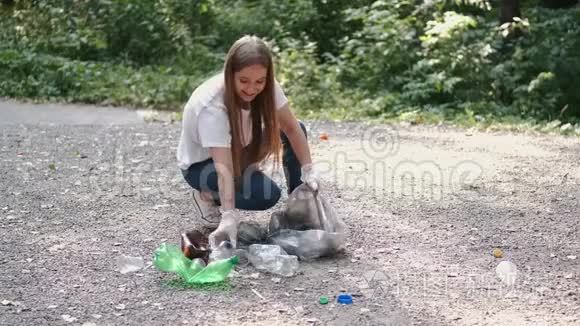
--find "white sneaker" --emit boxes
[192,189,221,228]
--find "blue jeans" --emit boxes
[182,122,307,211]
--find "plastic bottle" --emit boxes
[117,255,144,274]
[209,240,234,262]
[188,256,239,284]
[248,244,299,277]
[496,261,518,286]
[153,243,192,273]
[180,231,209,263]
[154,243,236,284]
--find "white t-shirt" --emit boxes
[176,73,289,170]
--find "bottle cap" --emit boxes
[337,293,353,304]
[319,296,329,304]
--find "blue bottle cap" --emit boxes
[337,293,353,304]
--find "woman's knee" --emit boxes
[182,160,219,192]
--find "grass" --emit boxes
[291,105,580,137]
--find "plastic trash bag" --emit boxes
[237,221,268,247]
[268,183,346,260]
[269,229,345,261]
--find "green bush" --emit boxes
[0,0,579,127]
[0,49,201,109]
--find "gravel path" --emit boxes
[0,101,579,325]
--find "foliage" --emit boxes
[0,48,201,109]
[0,0,579,129]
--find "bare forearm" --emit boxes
[214,164,236,211]
[285,127,312,167]
[209,147,236,211]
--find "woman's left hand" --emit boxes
[301,163,320,192]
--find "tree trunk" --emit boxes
[499,0,521,24]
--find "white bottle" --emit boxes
[248,244,299,277]
[209,240,234,262]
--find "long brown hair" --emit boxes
[223,35,281,178]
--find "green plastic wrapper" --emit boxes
[153,243,238,284]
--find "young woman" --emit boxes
[176,35,319,248]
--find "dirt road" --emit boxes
[1,101,578,325]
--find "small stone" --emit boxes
[21,269,30,274]
[1,300,13,306]
[448,272,458,277]
[550,253,556,258]
[564,273,574,279]
[82,323,98,326]
[294,306,304,314]
[249,273,260,279]
[307,318,318,323]
[271,277,281,284]
[115,304,126,310]
[567,255,577,260]
[294,287,305,292]
[350,259,358,263]
[47,305,58,309]
[62,315,77,323]
[113,243,122,246]
[91,314,102,319]
[360,308,370,314]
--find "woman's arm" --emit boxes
[277,104,312,167]
[209,147,236,211]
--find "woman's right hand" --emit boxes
[208,210,240,249]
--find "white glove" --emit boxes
[300,163,319,192]
[208,210,240,249]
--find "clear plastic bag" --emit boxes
[268,183,346,260]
